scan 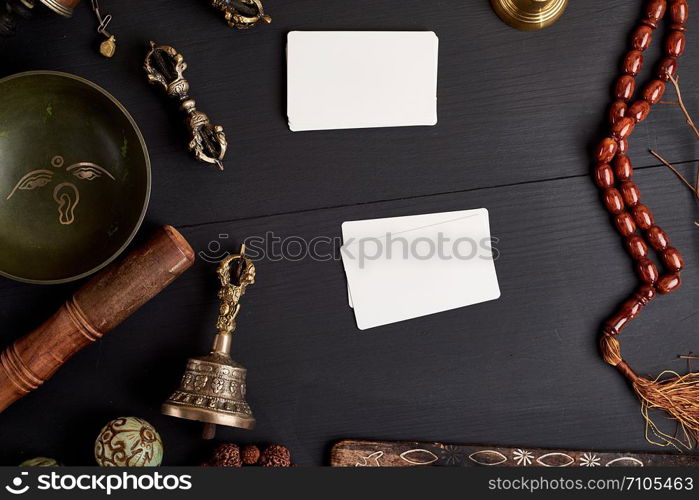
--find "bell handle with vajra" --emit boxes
[0,226,195,413]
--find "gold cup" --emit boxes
[491,0,568,31]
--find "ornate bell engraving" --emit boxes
[162,246,256,438]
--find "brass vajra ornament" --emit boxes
[144,42,227,170]
[162,245,256,439]
[211,0,271,30]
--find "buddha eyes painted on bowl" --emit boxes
[6,155,115,225]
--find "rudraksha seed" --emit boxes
[241,445,261,465]
[260,445,292,467]
[210,443,242,467]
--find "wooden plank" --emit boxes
[1,0,697,226]
[0,165,695,465]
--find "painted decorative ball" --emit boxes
[94,417,163,467]
[20,457,61,467]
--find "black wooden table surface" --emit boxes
[0,0,697,466]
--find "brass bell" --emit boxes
[162,245,256,439]
[490,0,568,31]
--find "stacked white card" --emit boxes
[287,31,439,131]
[341,209,501,330]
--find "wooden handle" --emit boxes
[0,225,195,413]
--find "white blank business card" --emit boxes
[287,31,439,132]
[341,209,501,330]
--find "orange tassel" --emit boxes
[601,334,699,449]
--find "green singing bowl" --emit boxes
[0,71,151,284]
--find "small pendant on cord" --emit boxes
[91,0,116,58]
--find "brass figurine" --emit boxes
[162,245,256,439]
[144,41,227,170]
[211,0,271,30]
[490,0,568,31]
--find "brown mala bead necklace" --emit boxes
[594,0,696,448]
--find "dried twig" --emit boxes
[649,149,699,199]
[668,75,699,139]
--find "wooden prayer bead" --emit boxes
[615,75,635,101]
[596,138,618,163]
[609,100,627,124]
[615,212,637,236]
[622,50,644,76]
[665,30,685,57]
[593,163,615,188]
[619,180,640,206]
[638,284,656,302]
[637,258,659,284]
[627,100,651,122]
[657,56,678,81]
[603,188,624,214]
[611,116,635,139]
[613,154,633,180]
[646,0,667,23]
[593,0,689,419]
[631,204,654,230]
[670,0,688,25]
[642,79,665,104]
[661,246,684,272]
[631,25,653,51]
[626,234,648,260]
[603,285,655,336]
[656,273,681,294]
[617,138,628,154]
[646,225,669,250]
